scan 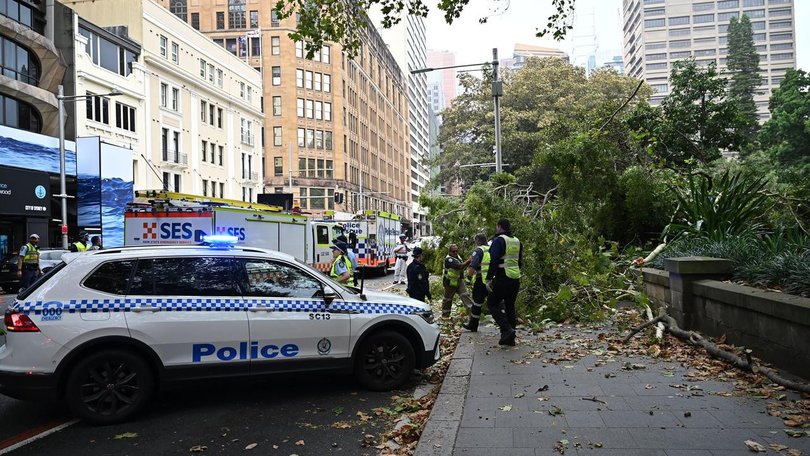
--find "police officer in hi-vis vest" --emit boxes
[329,242,355,287]
[441,244,473,318]
[16,234,42,291]
[69,232,90,252]
[485,218,523,346]
[462,233,491,332]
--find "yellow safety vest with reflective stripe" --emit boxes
[330,255,355,286]
[444,255,462,287]
[22,243,39,265]
[498,234,521,279]
[479,245,491,277]
[72,241,89,252]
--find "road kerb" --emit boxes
[413,331,474,456]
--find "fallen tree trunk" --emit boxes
[624,309,810,394]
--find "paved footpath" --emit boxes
[416,324,810,456]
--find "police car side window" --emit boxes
[237,259,322,298]
[130,257,239,296]
[83,261,135,295]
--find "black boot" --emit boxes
[462,320,478,332]
[498,329,516,346]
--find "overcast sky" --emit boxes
[424,0,809,72]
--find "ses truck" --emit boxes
[323,210,401,275]
[124,191,343,272]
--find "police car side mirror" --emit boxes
[322,286,336,306]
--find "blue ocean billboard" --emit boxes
[0,125,77,175]
[76,138,133,248]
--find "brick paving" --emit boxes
[416,324,810,456]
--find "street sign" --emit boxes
[246,29,261,37]
[61,224,68,235]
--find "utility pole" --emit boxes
[492,48,503,173]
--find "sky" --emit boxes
[424,0,809,73]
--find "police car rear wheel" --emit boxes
[354,331,415,391]
[65,349,154,424]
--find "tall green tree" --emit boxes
[759,68,810,171]
[272,0,576,58]
[726,14,761,141]
[626,59,743,168]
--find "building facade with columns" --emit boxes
[165,1,411,220]
[64,0,264,201]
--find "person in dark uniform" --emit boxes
[441,244,473,318]
[462,233,490,332]
[486,218,523,346]
[16,234,42,291]
[406,247,431,303]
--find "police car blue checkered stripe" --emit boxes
[18,298,424,316]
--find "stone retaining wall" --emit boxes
[641,257,810,379]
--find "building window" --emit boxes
[307,158,315,177]
[753,33,766,41]
[693,2,714,11]
[299,188,307,209]
[0,94,41,133]
[171,87,179,111]
[693,13,714,23]
[296,69,304,87]
[174,174,181,193]
[274,157,283,176]
[272,66,281,85]
[646,53,667,61]
[669,28,690,37]
[210,142,216,163]
[218,145,224,165]
[694,49,716,57]
[241,118,253,145]
[670,39,690,48]
[216,11,225,29]
[324,102,332,121]
[314,72,322,91]
[669,16,689,25]
[79,29,138,77]
[218,108,223,128]
[718,11,739,21]
[305,99,313,118]
[171,42,179,63]
[115,102,135,132]
[315,130,323,149]
[162,172,170,190]
[85,93,110,124]
[645,8,665,16]
[250,10,259,28]
[200,59,206,78]
[249,37,260,56]
[1,0,36,29]
[273,126,282,146]
[297,128,305,147]
[306,129,315,148]
[217,69,223,87]
[160,83,168,107]
[770,32,793,41]
[322,45,330,64]
[271,10,280,27]
[228,0,246,28]
[297,98,305,117]
[324,74,331,92]
[751,21,766,30]
[745,9,766,18]
[201,140,207,162]
[295,41,304,58]
[200,100,207,122]
[159,35,167,57]
[770,20,792,29]
[771,52,794,61]
[305,71,313,89]
[325,131,332,150]
[271,36,280,55]
[315,101,322,120]
[273,96,282,116]
[170,0,187,20]
[191,12,200,30]
[644,18,665,28]
[0,37,40,85]
[743,0,764,5]
[718,0,739,8]
[209,104,215,125]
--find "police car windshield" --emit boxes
[293,259,359,295]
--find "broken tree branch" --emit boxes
[623,310,810,394]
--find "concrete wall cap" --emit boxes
[664,256,734,275]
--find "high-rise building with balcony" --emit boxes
[622,0,796,119]
[167,1,411,221]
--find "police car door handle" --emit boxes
[131,305,162,313]
[249,305,273,312]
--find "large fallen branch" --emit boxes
[624,309,810,394]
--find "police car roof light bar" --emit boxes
[202,235,239,249]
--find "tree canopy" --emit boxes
[272,0,576,58]
[726,14,761,142]
[759,68,810,171]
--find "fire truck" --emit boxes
[323,210,402,275]
[124,191,343,272]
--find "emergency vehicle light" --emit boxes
[202,235,239,249]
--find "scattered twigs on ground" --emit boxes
[623,308,810,394]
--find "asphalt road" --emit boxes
[0,272,417,455]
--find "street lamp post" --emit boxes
[411,47,504,172]
[56,84,121,249]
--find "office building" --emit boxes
[172,1,411,221]
[426,50,457,107]
[604,55,626,74]
[622,0,796,118]
[373,14,430,236]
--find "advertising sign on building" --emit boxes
[0,166,51,217]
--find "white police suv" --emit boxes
[0,238,439,424]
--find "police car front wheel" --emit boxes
[64,349,155,424]
[354,331,416,391]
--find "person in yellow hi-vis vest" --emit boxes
[485,218,523,346]
[329,242,355,287]
[441,244,472,319]
[69,232,90,252]
[16,234,42,291]
[462,233,491,332]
